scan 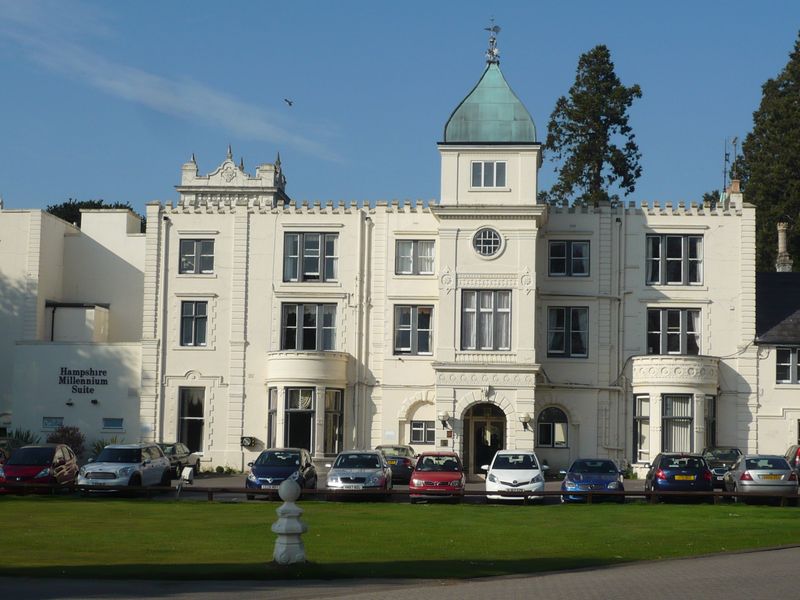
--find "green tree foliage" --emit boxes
[45,198,145,231]
[737,33,800,272]
[542,45,642,205]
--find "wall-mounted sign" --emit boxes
[58,367,109,394]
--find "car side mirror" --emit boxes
[247,462,254,467]
[643,463,651,469]
[559,470,567,476]
[480,464,489,471]
[325,463,332,468]
[88,457,94,463]
[142,459,151,466]
[542,465,549,471]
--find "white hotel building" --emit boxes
[1,50,798,474]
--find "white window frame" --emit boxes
[283,232,339,282]
[647,308,700,355]
[662,394,693,453]
[547,306,589,358]
[393,305,433,355]
[633,396,650,463]
[102,418,124,431]
[776,347,800,384]
[646,234,703,285]
[461,290,511,351]
[180,301,208,347]
[536,407,568,448]
[548,240,590,277]
[472,228,503,257]
[42,417,64,430]
[471,160,507,188]
[281,303,337,351]
[179,239,215,274]
[410,420,436,444]
[395,240,435,275]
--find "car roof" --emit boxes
[417,451,460,458]
[263,448,305,453]
[18,444,60,449]
[495,450,536,455]
[105,443,154,449]
[742,454,786,459]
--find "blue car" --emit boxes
[560,458,624,503]
[644,453,713,501]
[245,448,317,500]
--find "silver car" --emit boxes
[326,450,393,492]
[78,443,172,489]
[723,454,798,503]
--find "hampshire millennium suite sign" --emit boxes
[58,367,110,394]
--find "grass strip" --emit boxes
[2,496,798,580]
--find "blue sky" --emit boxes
[0,1,798,214]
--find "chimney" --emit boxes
[776,222,794,272]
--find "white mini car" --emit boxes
[482,450,548,502]
[78,443,172,489]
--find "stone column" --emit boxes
[314,385,326,457]
[693,393,706,452]
[275,385,286,447]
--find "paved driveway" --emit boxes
[3,545,797,600]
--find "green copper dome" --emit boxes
[443,62,537,143]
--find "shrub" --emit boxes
[5,428,41,449]
[46,426,86,458]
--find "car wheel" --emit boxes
[159,469,172,488]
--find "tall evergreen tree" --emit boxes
[737,33,800,272]
[542,45,642,205]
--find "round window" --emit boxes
[473,228,502,257]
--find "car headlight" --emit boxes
[411,478,423,486]
[607,481,620,489]
[118,466,135,477]
[366,474,383,486]
[0,467,5,479]
[564,480,577,490]
[328,475,340,484]
[246,471,259,483]
[34,468,51,479]
[531,474,543,484]
[289,471,301,481]
[487,473,497,483]
[450,478,463,488]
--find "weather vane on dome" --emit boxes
[485,18,501,64]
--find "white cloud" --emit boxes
[0,0,340,161]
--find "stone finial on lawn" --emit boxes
[272,478,308,564]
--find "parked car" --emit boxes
[783,444,800,479]
[701,446,742,489]
[326,450,393,495]
[0,444,79,491]
[245,448,317,500]
[644,453,713,501]
[482,450,546,502]
[376,445,416,484]
[78,443,171,489]
[409,451,465,503]
[723,454,798,504]
[157,442,201,477]
[560,458,624,503]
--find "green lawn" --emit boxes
[2,496,799,580]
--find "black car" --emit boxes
[157,442,200,477]
[701,446,742,489]
[245,448,317,500]
[376,445,416,484]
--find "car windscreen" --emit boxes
[493,454,537,470]
[570,460,618,474]
[6,447,54,466]
[660,456,704,469]
[254,451,300,467]
[415,456,462,472]
[746,457,790,470]
[378,446,412,458]
[704,448,741,461]
[96,448,141,463]
[334,453,382,469]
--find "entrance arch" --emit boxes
[463,403,506,474]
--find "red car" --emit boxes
[0,444,79,492]
[409,451,465,503]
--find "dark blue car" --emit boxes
[560,458,624,503]
[644,453,713,501]
[245,448,317,500]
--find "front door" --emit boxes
[464,403,506,474]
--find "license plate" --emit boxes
[341,484,363,490]
[760,474,781,480]
[388,460,397,465]
[261,484,278,489]
[674,475,695,481]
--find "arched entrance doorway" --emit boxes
[463,403,506,474]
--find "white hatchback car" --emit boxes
[482,450,548,502]
[78,443,172,489]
